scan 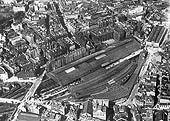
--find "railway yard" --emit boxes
[0,0,170,121]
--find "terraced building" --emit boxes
[36,38,145,101]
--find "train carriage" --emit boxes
[39,39,142,100]
[47,39,140,87]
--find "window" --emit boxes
[65,67,76,73]
[95,54,106,60]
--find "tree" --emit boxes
[45,15,50,35]
[0,114,8,121]
[14,11,25,22]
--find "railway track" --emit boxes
[40,39,141,100]
[47,39,140,86]
[42,56,139,100]
[70,60,138,99]
[69,60,131,96]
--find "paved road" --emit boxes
[123,52,152,106]
[123,83,139,106]
[24,70,46,101]
[10,71,46,121]
[53,1,72,38]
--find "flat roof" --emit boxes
[47,39,140,87]
[17,112,40,121]
[147,25,167,45]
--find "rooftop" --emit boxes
[17,112,40,121]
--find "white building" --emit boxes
[159,104,170,110]
[0,34,6,47]
[64,14,79,19]
[168,112,170,121]
[13,5,25,13]
[160,99,170,104]
[2,0,16,4]
[93,99,109,120]
[0,66,8,81]
[9,35,22,45]
[11,23,23,31]
[128,6,144,16]
[66,21,76,34]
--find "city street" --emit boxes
[0,0,169,121]
[122,44,159,106]
[24,72,45,101]
[10,70,46,121]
